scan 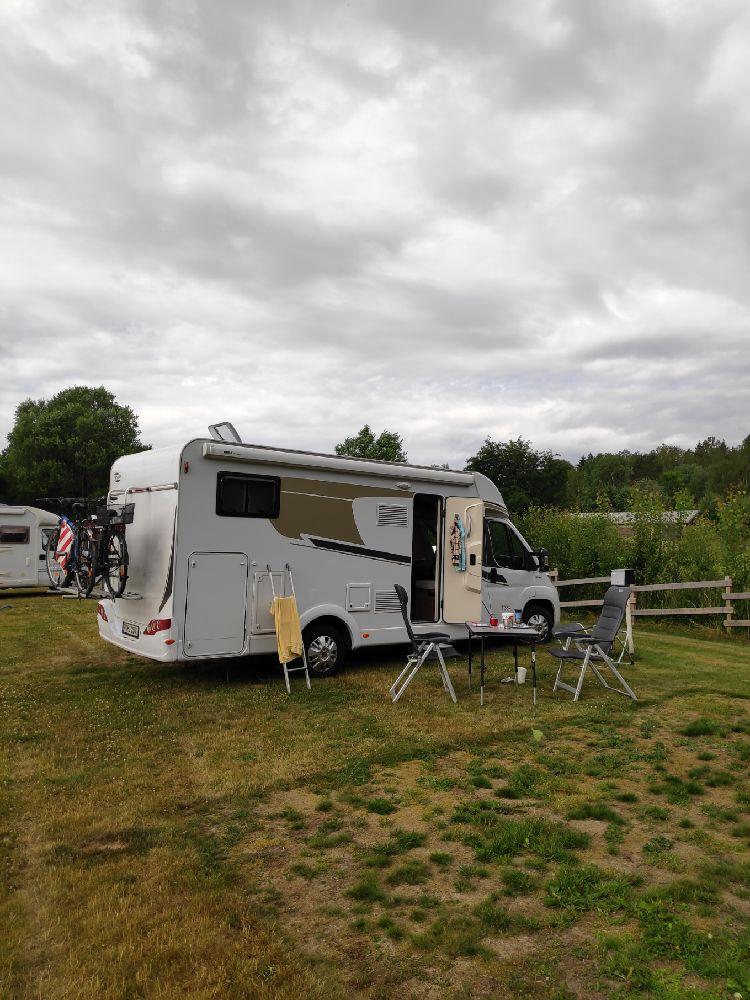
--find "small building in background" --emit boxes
[572,510,700,539]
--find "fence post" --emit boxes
[626,591,636,654]
[724,575,733,631]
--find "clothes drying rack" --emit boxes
[268,563,311,693]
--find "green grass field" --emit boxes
[2,595,750,999]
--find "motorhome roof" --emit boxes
[110,437,507,508]
[200,439,477,487]
[0,504,57,523]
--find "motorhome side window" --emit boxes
[216,473,280,518]
[0,525,30,544]
[484,520,525,570]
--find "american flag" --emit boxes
[55,517,74,571]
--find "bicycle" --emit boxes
[74,504,133,598]
[44,500,87,591]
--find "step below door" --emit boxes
[184,552,248,657]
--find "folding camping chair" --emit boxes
[389,584,457,703]
[268,563,311,694]
[553,617,633,667]
[549,585,637,702]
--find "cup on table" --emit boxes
[514,609,522,625]
[489,616,498,627]
[502,611,514,628]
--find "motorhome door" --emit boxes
[184,552,248,657]
[442,499,484,623]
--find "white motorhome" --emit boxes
[0,504,57,590]
[97,430,559,672]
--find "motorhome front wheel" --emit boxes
[522,603,554,643]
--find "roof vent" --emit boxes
[208,422,242,444]
[377,504,409,527]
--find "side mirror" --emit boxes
[537,548,550,573]
[489,567,498,584]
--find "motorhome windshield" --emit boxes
[483,519,527,571]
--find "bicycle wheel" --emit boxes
[104,531,128,598]
[45,527,67,589]
[74,529,97,597]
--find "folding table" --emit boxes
[465,623,541,706]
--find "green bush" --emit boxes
[517,489,750,619]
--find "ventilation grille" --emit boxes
[377,504,409,527]
[374,590,402,614]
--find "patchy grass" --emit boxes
[681,717,722,737]
[385,859,432,886]
[545,863,637,914]
[453,803,591,862]
[500,866,538,896]
[2,595,750,997]
[347,873,387,903]
[566,800,625,824]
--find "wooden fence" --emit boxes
[549,571,750,649]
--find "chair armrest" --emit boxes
[552,624,588,639]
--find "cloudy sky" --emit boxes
[1,0,749,468]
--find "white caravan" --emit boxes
[97,430,559,671]
[0,504,57,590]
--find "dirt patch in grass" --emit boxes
[236,690,750,995]
[3,599,750,998]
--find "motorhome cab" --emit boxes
[97,429,559,672]
[0,504,57,590]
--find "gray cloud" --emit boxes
[1,0,749,471]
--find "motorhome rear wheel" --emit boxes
[304,621,348,676]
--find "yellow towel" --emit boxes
[271,595,303,664]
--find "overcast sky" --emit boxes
[1,0,749,468]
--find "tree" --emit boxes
[465,437,572,513]
[0,386,149,502]
[335,425,407,463]
[575,451,635,510]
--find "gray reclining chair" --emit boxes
[552,618,632,667]
[549,585,637,702]
[389,584,457,703]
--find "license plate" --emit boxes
[122,621,140,639]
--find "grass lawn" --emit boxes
[2,596,750,999]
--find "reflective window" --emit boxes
[216,473,280,518]
[484,520,527,570]
[507,527,527,569]
[0,525,30,544]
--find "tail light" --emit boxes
[144,618,171,636]
[97,604,108,622]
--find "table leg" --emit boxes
[468,633,472,689]
[532,641,537,707]
[513,642,518,685]
[480,635,485,707]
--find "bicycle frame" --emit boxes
[76,506,131,598]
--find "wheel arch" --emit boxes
[300,605,356,650]
[524,597,556,619]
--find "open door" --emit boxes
[442,498,484,624]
